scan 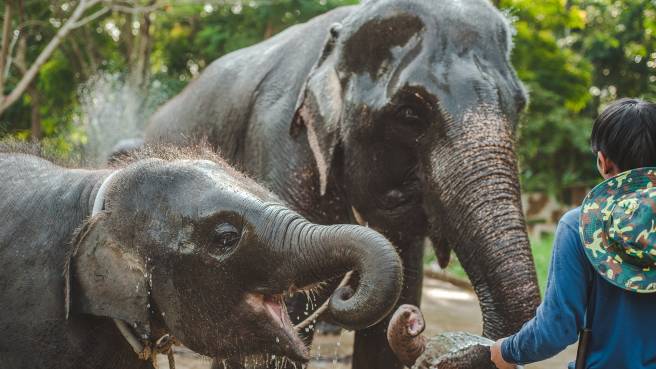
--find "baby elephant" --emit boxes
[0,146,403,369]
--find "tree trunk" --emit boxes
[129,0,154,91]
[81,25,99,72]
[0,0,103,116]
[29,84,41,141]
[68,34,91,78]
[0,0,13,96]
[264,20,274,39]
[15,33,40,141]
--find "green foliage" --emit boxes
[496,0,656,195]
[576,0,656,100]
[151,0,357,80]
[502,0,594,194]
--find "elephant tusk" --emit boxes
[351,206,367,227]
[114,319,145,355]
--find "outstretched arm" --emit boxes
[494,214,593,365]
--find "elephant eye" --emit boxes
[397,105,421,122]
[212,223,241,251]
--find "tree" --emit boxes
[0,0,166,135]
[572,0,656,104]
[0,0,110,116]
[500,0,595,195]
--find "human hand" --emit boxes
[490,338,516,369]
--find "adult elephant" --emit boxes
[144,0,541,368]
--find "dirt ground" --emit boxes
[159,277,576,369]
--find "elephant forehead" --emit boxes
[343,0,513,96]
[342,13,425,77]
[358,0,509,38]
[424,9,512,61]
[176,159,268,205]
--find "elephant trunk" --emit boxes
[425,109,540,339]
[453,207,539,339]
[387,304,428,367]
[260,204,404,331]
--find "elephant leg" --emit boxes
[353,237,424,369]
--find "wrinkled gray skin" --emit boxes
[0,149,402,369]
[387,305,501,369]
[413,333,496,369]
[144,0,541,368]
[388,305,428,367]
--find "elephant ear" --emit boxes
[66,217,150,332]
[291,23,344,196]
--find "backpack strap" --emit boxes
[574,273,597,369]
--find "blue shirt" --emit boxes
[501,207,656,369]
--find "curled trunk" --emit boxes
[260,204,404,330]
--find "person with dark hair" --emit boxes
[591,98,656,172]
[490,98,656,369]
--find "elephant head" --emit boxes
[68,151,403,363]
[293,0,540,339]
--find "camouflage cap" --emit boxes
[580,167,656,293]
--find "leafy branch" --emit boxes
[0,0,163,117]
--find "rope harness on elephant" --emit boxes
[114,320,179,368]
[92,170,179,369]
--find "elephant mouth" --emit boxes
[263,295,287,326]
[244,292,309,362]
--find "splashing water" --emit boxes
[74,73,173,164]
[332,330,344,369]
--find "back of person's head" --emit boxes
[591,98,656,171]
